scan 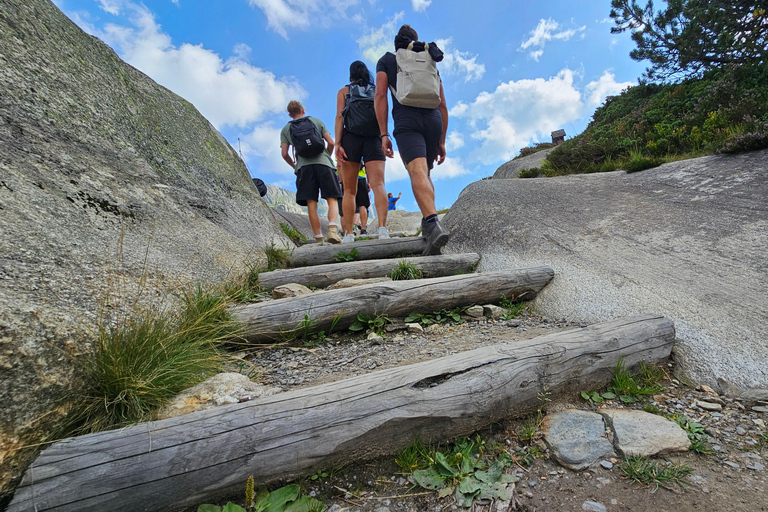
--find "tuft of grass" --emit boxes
[624,150,664,173]
[674,415,713,454]
[518,167,541,179]
[395,437,434,473]
[499,294,526,320]
[280,223,307,245]
[60,288,233,435]
[518,411,543,443]
[609,358,665,403]
[759,432,768,450]
[265,242,291,270]
[643,403,662,415]
[619,456,693,491]
[389,260,423,280]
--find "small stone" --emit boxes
[736,426,747,436]
[425,324,442,333]
[506,319,521,327]
[723,461,740,470]
[610,499,618,505]
[373,507,391,512]
[699,384,717,395]
[367,332,384,344]
[696,400,723,411]
[482,304,505,320]
[596,477,611,485]
[747,462,765,471]
[526,492,533,498]
[702,488,710,493]
[528,480,536,487]
[466,305,484,318]
[752,405,768,413]
[397,477,406,486]
[272,283,313,298]
[753,419,765,429]
[406,323,423,333]
[582,500,607,512]
[327,506,343,512]
[600,460,614,470]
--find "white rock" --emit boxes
[696,400,723,411]
[406,323,424,333]
[482,304,505,320]
[466,305,484,318]
[582,501,607,512]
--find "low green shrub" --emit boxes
[280,223,308,245]
[389,260,423,280]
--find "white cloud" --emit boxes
[446,131,464,151]
[357,12,404,64]
[584,71,633,108]
[248,0,360,38]
[92,3,304,128]
[432,157,470,180]
[435,38,485,82]
[97,0,122,15]
[240,123,295,176]
[519,18,586,60]
[452,69,585,164]
[386,152,410,182]
[412,0,431,12]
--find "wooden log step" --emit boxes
[8,315,675,512]
[234,266,554,342]
[258,253,481,289]
[290,236,426,267]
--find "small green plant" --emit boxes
[405,306,467,326]
[280,223,308,245]
[333,248,359,262]
[518,167,540,179]
[389,260,423,280]
[608,358,665,403]
[407,436,518,508]
[498,294,526,320]
[396,437,435,473]
[643,403,662,414]
[310,469,328,481]
[197,482,325,512]
[349,313,390,334]
[624,151,664,173]
[265,242,291,270]
[619,457,693,491]
[518,411,543,443]
[292,309,340,344]
[674,415,712,454]
[580,390,617,404]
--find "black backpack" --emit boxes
[343,83,379,137]
[289,117,325,158]
[251,178,267,197]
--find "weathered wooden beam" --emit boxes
[258,253,481,289]
[8,315,675,512]
[235,267,554,342]
[289,237,427,267]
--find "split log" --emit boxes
[235,267,554,342]
[258,253,481,289]
[290,236,426,267]
[8,315,675,512]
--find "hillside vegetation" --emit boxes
[537,64,768,176]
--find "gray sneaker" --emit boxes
[422,219,450,255]
[378,226,390,239]
[341,233,355,244]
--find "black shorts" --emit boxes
[393,108,442,170]
[341,129,386,164]
[355,177,370,209]
[295,164,342,207]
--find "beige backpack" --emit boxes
[390,42,441,109]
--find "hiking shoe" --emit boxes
[360,229,367,235]
[326,225,342,244]
[378,226,390,239]
[420,218,427,239]
[422,219,450,255]
[341,233,355,244]
[314,234,325,244]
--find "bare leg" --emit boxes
[359,206,368,230]
[326,197,339,224]
[365,159,388,227]
[404,157,437,218]
[340,160,360,235]
[306,200,321,236]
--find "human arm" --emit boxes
[437,82,448,165]
[334,87,348,161]
[375,70,394,158]
[280,142,295,169]
[323,130,334,157]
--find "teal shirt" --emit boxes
[280,116,336,171]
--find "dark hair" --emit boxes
[397,24,418,42]
[349,61,372,86]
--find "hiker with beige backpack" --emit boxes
[375,24,450,255]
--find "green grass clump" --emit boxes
[280,223,307,245]
[673,415,712,454]
[389,260,423,280]
[62,288,235,435]
[619,457,693,491]
[499,294,526,320]
[265,242,291,270]
[518,167,541,179]
[396,437,434,473]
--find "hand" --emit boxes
[335,146,348,161]
[436,142,446,165]
[382,135,394,158]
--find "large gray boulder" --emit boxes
[385,209,423,234]
[492,147,555,179]
[444,150,768,399]
[0,0,288,496]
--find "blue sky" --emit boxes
[53,0,647,211]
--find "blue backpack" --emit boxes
[289,117,325,158]
[343,83,379,137]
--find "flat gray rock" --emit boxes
[492,148,555,179]
[602,410,690,457]
[445,150,768,399]
[542,410,615,470]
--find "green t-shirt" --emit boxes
[280,116,336,171]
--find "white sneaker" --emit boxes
[341,233,355,244]
[378,226,390,239]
